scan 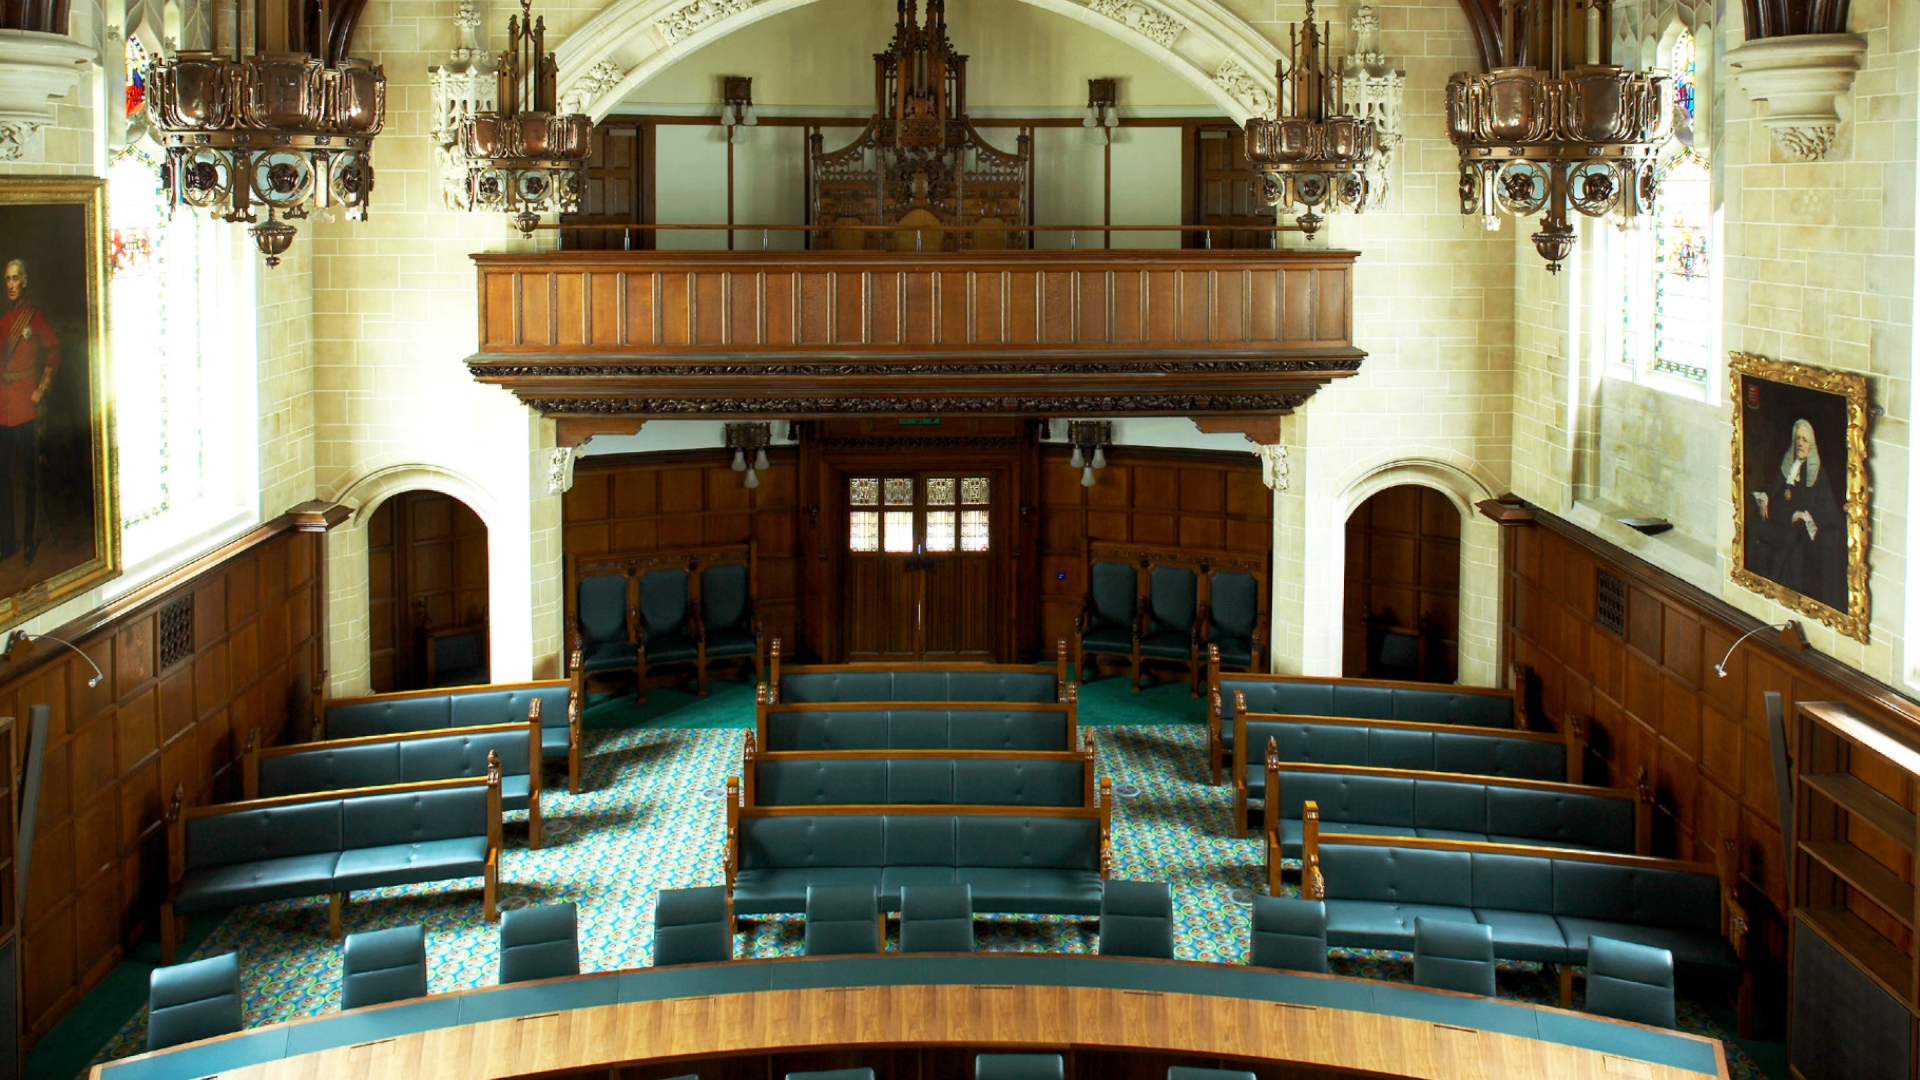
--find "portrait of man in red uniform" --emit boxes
[0,258,57,565]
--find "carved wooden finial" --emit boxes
[528,697,543,722]
[756,682,769,705]
[1265,735,1280,772]
[1208,642,1219,662]
[1067,682,1078,704]
[1099,774,1113,805]
[244,727,259,754]
[771,638,782,659]
[1635,765,1652,802]
[569,645,583,673]
[166,783,185,823]
[487,750,502,784]
[1082,730,1095,762]
[1234,689,1247,716]
[743,729,757,762]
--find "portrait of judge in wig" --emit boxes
[1748,416,1847,612]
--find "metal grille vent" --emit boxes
[159,595,194,669]
[1595,570,1626,636]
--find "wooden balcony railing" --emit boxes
[466,246,1365,430]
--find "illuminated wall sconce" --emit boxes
[1084,78,1119,144]
[726,421,772,489]
[722,75,758,145]
[1068,421,1112,487]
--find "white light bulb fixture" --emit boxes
[1067,420,1113,487]
[725,421,773,492]
[1086,78,1118,145]
[722,75,756,146]
[731,449,747,471]
[754,446,770,471]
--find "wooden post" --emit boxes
[526,702,545,851]
[567,647,585,794]
[1055,639,1068,700]
[161,784,186,964]
[1081,730,1096,809]
[485,751,503,921]
[1565,713,1588,785]
[329,892,344,940]
[310,669,327,742]
[741,730,758,807]
[1232,690,1250,793]
[1301,800,1325,900]
[1065,682,1079,747]
[755,682,771,752]
[1510,661,1531,731]
[1263,737,1284,894]
[1718,837,1753,1037]
[1208,683,1225,786]
[1633,766,1653,856]
[768,638,783,703]
[1098,776,1114,879]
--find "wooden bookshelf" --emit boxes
[1792,702,1920,1080]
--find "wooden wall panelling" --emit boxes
[368,492,490,693]
[1037,446,1272,658]
[0,518,327,1048]
[1497,509,1920,1013]
[1343,486,1462,681]
[562,449,803,656]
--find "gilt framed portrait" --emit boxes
[0,179,118,628]
[1730,351,1869,642]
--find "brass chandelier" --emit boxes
[147,0,386,267]
[1244,0,1375,240]
[1446,0,1673,272]
[451,0,591,237]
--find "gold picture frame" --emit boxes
[0,178,119,628]
[1729,350,1869,642]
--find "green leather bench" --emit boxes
[1226,694,1582,800]
[242,718,546,846]
[159,771,503,964]
[1298,803,1748,1017]
[741,737,1097,809]
[1253,758,1647,894]
[764,639,1071,705]
[723,789,1113,917]
[316,679,583,793]
[1206,660,1533,784]
[756,693,1079,753]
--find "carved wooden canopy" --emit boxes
[465,248,1365,432]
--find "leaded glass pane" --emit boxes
[884,478,913,505]
[883,510,914,552]
[961,509,990,552]
[927,477,956,505]
[926,510,956,551]
[849,478,879,506]
[849,511,879,551]
[1651,153,1710,382]
[961,476,989,504]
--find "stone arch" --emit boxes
[1292,455,1503,685]
[324,464,523,696]
[554,0,1284,122]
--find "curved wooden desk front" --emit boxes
[92,954,1729,1080]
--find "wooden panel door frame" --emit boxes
[798,421,1038,663]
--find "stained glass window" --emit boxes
[926,511,956,551]
[884,478,913,505]
[960,510,990,552]
[125,35,150,117]
[849,478,879,505]
[961,476,989,504]
[926,478,955,505]
[883,510,915,552]
[849,477,879,550]
[1649,29,1710,384]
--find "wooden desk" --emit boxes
[93,954,1729,1080]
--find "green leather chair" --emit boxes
[1204,570,1263,674]
[1098,879,1174,959]
[147,952,243,1052]
[499,902,579,984]
[1076,560,1139,684]
[341,925,428,1011]
[697,560,760,693]
[653,886,733,966]
[1413,917,1495,997]
[1585,935,1676,1029]
[574,573,638,689]
[1139,565,1201,694]
[1169,1069,1257,1080]
[786,1071,875,1080]
[976,1053,1064,1080]
[1248,895,1328,973]
[637,567,697,702]
[899,884,974,953]
[804,885,881,956]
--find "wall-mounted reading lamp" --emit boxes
[2,630,104,687]
[1713,620,1807,678]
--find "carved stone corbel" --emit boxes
[1725,33,1868,162]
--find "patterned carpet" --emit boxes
[89,682,1766,1078]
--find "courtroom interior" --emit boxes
[0,0,1910,1077]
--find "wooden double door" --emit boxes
[834,469,1009,662]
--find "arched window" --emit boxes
[106,34,258,570]
[1605,25,1714,394]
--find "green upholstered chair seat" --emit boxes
[1137,629,1194,661]
[704,627,759,658]
[1079,621,1133,654]
[1248,895,1328,973]
[499,903,580,984]
[1414,917,1496,997]
[499,774,531,812]
[653,887,733,966]
[804,885,881,956]
[977,1053,1065,1080]
[1209,635,1254,668]
[540,726,571,758]
[1208,572,1259,654]
[576,574,631,654]
[1099,879,1175,959]
[1556,917,1741,975]
[1324,901,1478,952]
[148,953,243,1052]
[643,632,699,663]
[955,868,1104,915]
[1470,909,1572,963]
[173,854,342,913]
[899,884,975,953]
[1146,566,1197,636]
[1585,935,1677,1029]
[880,866,961,904]
[701,563,752,637]
[1086,562,1137,629]
[341,925,429,1010]
[580,640,639,673]
[638,568,690,640]
[332,837,490,892]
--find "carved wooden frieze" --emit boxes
[465,249,1365,418]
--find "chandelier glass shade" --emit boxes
[1244,0,1375,240]
[1446,0,1673,272]
[449,0,591,237]
[147,8,387,267]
